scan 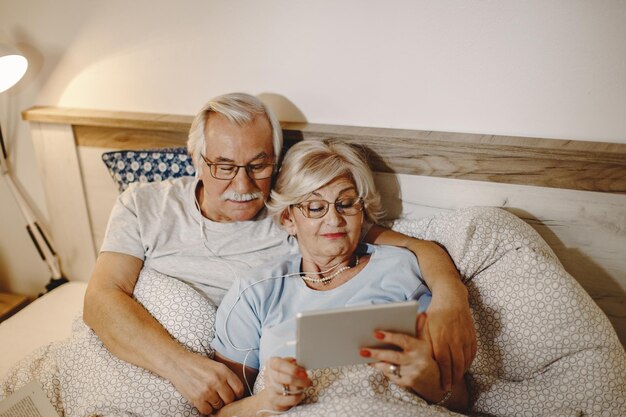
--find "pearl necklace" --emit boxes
[302,256,359,286]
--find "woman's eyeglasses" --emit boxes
[294,197,364,219]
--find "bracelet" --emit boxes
[434,390,452,406]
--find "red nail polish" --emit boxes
[360,348,371,357]
[374,331,385,340]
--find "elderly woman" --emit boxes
[210,140,469,415]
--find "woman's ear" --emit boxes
[281,208,297,236]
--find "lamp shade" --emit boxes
[0,43,28,93]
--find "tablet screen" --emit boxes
[296,300,419,369]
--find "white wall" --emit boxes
[1,0,625,296]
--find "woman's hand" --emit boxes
[257,357,311,415]
[362,228,476,389]
[360,313,452,404]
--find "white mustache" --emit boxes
[220,190,264,202]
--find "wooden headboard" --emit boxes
[22,106,626,344]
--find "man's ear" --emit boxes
[281,208,297,236]
[191,155,201,178]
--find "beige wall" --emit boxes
[1,0,625,296]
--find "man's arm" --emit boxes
[363,225,477,390]
[83,251,243,415]
[365,314,469,412]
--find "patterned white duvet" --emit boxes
[1,207,624,416]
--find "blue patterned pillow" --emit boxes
[102,147,196,193]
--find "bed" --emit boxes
[1,106,625,416]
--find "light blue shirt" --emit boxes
[211,243,431,369]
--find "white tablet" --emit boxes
[296,300,419,369]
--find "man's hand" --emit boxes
[84,252,244,414]
[427,285,476,391]
[169,350,244,415]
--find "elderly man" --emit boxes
[83,93,474,415]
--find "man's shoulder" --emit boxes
[123,176,194,202]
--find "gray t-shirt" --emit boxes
[101,176,298,304]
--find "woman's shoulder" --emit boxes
[230,254,301,313]
[238,253,301,287]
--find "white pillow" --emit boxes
[391,207,626,416]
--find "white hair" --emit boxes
[267,139,384,224]
[187,92,283,165]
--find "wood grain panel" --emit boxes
[23,106,192,132]
[74,125,188,149]
[282,124,626,194]
[22,106,626,194]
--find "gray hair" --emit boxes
[267,139,384,224]
[187,92,283,164]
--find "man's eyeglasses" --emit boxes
[201,155,275,180]
[294,197,365,219]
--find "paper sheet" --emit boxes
[0,380,58,417]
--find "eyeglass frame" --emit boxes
[200,154,276,180]
[293,197,365,219]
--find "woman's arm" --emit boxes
[214,354,311,417]
[364,225,476,391]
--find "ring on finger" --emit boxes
[209,399,223,409]
[388,363,401,378]
[282,384,290,396]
